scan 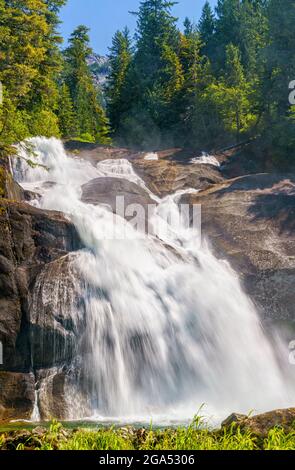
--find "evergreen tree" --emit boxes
[259,0,295,167]
[178,28,216,147]
[0,0,66,143]
[183,17,194,37]
[119,0,181,147]
[214,0,268,73]
[215,0,241,44]
[58,83,76,138]
[31,0,67,112]
[106,28,132,135]
[198,1,216,60]
[208,44,255,141]
[63,25,111,143]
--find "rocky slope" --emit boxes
[87,54,110,87]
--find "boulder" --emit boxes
[222,408,295,437]
[81,177,154,210]
[81,177,155,232]
[221,413,247,429]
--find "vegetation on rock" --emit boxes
[1,415,295,450]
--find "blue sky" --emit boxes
[59,0,217,54]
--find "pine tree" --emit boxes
[106,28,132,135]
[209,44,255,141]
[198,1,216,60]
[178,28,215,147]
[265,0,295,117]
[214,0,268,73]
[0,0,66,143]
[215,0,241,44]
[58,83,77,138]
[118,0,181,147]
[63,25,111,143]
[183,17,194,37]
[259,0,295,167]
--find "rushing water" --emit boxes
[191,152,220,167]
[13,137,295,425]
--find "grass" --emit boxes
[1,418,295,450]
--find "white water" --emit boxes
[31,390,41,422]
[14,137,295,425]
[144,152,159,161]
[191,152,220,167]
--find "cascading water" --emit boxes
[13,137,295,424]
[191,152,220,167]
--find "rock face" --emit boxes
[132,158,223,198]
[0,184,82,419]
[182,174,295,322]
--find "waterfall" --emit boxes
[14,136,295,424]
[31,390,41,422]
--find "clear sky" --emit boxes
[59,0,217,55]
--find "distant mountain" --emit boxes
[87,53,110,88]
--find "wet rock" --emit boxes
[132,157,223,198]
[183,173,295,321]
[0,372,35,420]
[36,369,69,420]
[36,367,90,421]
[65,142,224,198]
[82,177,154,210]
[29,254,83,368]
[5,176,24,202]
[0,198,83,419]
[81,177,155,231]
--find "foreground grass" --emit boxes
[1,417,295,450]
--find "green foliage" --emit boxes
[29,109,61,138]
[2,418,295,450]
[106,28,133,134]
[104,0,294,167]
[0,2,110,147]
[258,0,295,167]
[0,0,294,166]
[57,83,77,138]
[198,1,216,59]
[111,0,182,148]
[0,0,65,148]
[62,25,111,144]
[106,0,264,150]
